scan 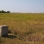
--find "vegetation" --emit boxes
[0,10,10,13]
[0,13,44,44]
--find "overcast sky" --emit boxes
[0,0,44,13]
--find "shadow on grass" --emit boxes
[2,34,17,39]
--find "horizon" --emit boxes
[0,10,44,13]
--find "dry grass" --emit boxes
[0,13,44,44]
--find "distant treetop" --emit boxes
[0,10,10,13]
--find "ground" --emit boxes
[0,13,44,44]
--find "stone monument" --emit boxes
[0,25,8,37]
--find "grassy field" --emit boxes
[0,13,44,44]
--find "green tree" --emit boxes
[0,10,10,13]
[7,11,10,13]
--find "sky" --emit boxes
[0,0,44,13]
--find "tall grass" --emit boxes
[0,13,44,44]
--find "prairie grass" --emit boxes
[0,13,44,44]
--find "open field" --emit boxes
[0,13,44,44]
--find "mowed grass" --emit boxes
[0,13,44,44]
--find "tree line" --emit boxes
[0,10,10,13]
